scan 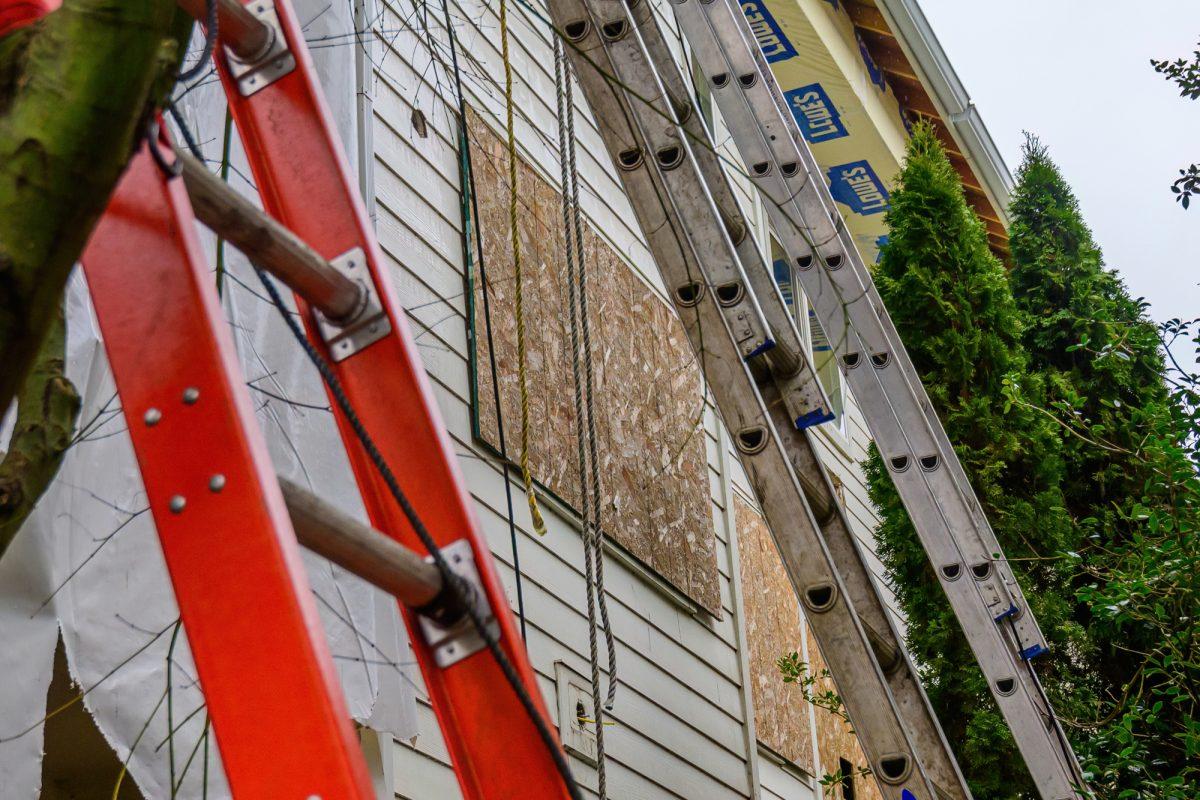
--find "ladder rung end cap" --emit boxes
[1021,643,1049,661]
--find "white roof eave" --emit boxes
[875,0,1013,225]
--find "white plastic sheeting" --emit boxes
[0,3,418,796]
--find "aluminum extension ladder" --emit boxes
[547,0,971,797]
[659,0,1088,796]
[72,1,578,797]
[547,0,1086,797]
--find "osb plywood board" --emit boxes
[805,625,884,799]
[466,106,720,614]
[734,495,815,771]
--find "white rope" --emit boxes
[554,37,617,799]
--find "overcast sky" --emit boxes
[915,0,1200,327]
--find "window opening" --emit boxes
[839,757,856,799]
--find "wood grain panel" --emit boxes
[467,106,720,614]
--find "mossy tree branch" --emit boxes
[0,1,191,557]
[0,304,79,557]
[0,0,190,415]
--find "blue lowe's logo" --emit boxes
[741,1,797,63]
[856,30,887,90]
[828,160,890,215]
[784,83,848,143]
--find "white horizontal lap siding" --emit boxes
[368,0,755,796]
[757,755,816,800]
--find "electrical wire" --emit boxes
[178,0,219,84]
[162,102,583,800]
[253,269,583,800]
[436,0,529,643]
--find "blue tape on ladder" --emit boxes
[795,407,836,430]
[745,338,776,359]
[994,603,1019,622]
[1021,643,1049,661]
[902,790,918,800]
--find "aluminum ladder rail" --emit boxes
[660,0,1087,795]
[548,1,965,796]
[622,5,970,796]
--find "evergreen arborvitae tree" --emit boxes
[1008,139,1191,794]
[1009,135,1171,512]
[864,123,1091,798]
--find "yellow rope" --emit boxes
[499,0,546,536]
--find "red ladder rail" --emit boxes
[212,2,573,798]
[80,133,376,799]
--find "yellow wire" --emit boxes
[499,0,547,536]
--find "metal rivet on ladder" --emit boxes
[734,426,768,455]
[841,352,861,369]
[715,281,743,307]
[183,386,200,404]
[803,583,836,612]
[711,72,729,88]
[889,455,910,473]
[143,408,162,426]
[825,253,843,269]
[674,281,704,307]
[738,72,756,88]
[919,454,939,471]
[941,563,962,580]
[995,677,1016,696]
[617,147,643,171]
[877,754,911,784]
[870,352,891,369]
[655,145,683,170]
[971,562,992,580]
[209,474,227,493]
[795,254,814,270]
[780,162,798,177]
[564,20,590,41]
[600,19,628,40]
[169,495,187,514]
[751,161,771,177]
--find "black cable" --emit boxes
[178,0,219,84]
[167,102,203,161]
[437,0,529,644]
[165,104,581,800]
[145,119,184,178]
[253,269,583,800]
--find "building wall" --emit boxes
[363,0,904,795]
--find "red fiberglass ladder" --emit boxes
[68,1,580,797]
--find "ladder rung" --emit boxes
[178,0,275,62]
[278,477,445,610]
[176,149,365,323]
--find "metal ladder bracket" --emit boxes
[314,246,391,361]
[417,540,499,668]
[225,0,296,96]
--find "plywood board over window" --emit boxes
[806,626,883,800]
[735,495,881,797]
[465,106,720,615]
[735,495,815,771]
